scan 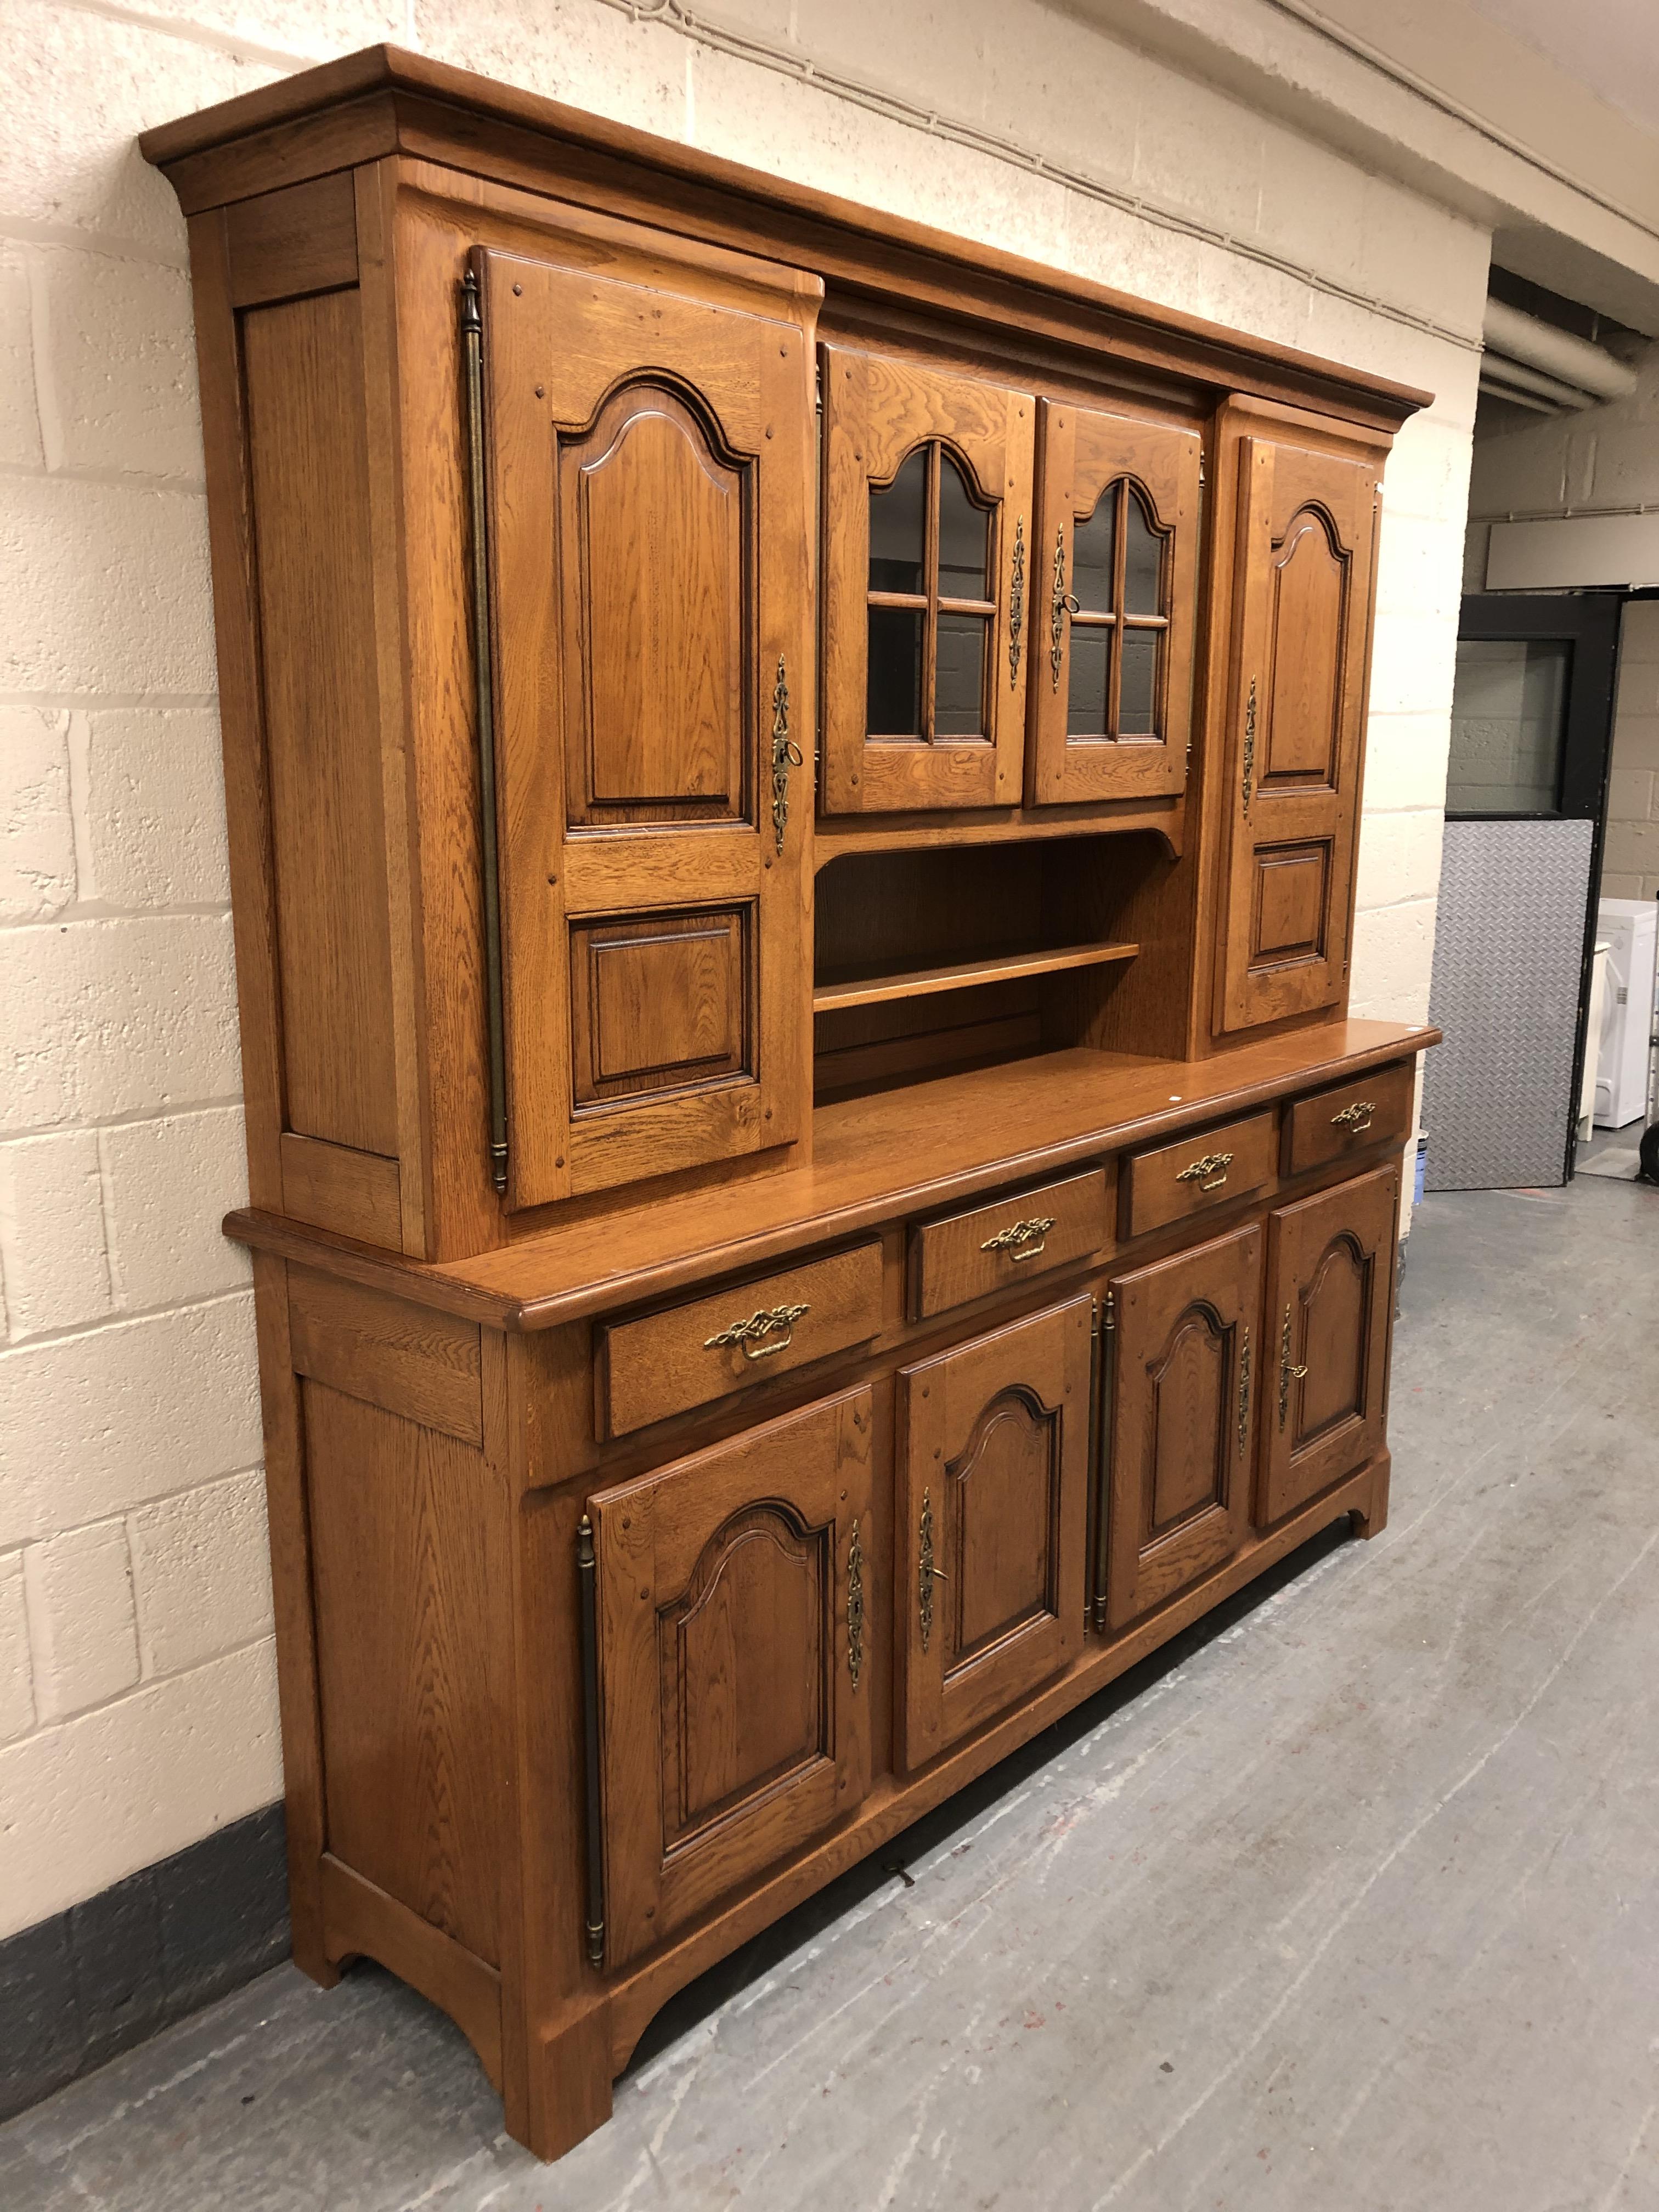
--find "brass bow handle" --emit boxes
[1331,1101,1376,1133]
[704,1301,809,1361]
[981,1213,1058,1262]
[1176,1150,1234,1192]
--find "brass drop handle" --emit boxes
[981,1213,1057,1262]
[704,1301,809,1360]
[1008,514,1026,687]
[918,1488,947,1654]
[1176,1150,1234,1193]
[1278,1303,1308,1431]
[770,654,802,854]
[1049,527,1080,692]
[1331,1101,1376,1134]
[846,1519,865,1691]
[1237,1326,1252,1458]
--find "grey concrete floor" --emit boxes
[4,1177,1658,2211]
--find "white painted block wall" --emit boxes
[0,0,1483,1939]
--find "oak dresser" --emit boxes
[143,48,1438,2162]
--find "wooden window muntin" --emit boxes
[866,441,998,746]
[1065,479,1171,742]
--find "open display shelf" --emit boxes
[811,936,1140,1013]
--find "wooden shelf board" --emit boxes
[812,939,1139,1013]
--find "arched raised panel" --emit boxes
[1296,1233,1372,1444]
[1264,506,1348,789]
[1146,1305,1229,1537]
[659,1502,827,1848]
[946,1387,1060,1668]
[563,382,749,825]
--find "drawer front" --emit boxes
[599,1242,884,1436]
[911,1168,1110,1321]
[1284,1059,1414,1178]
[1124,1110,1278,1239]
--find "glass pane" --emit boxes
[934,612,988,736]
[1119,629,1160,735]
[867,605,923,735]
[868,447,927,595]
[1446,637,1569,814]
[1066,625,1110,737]
[938,453,989,600]
[1070,486,1116,614]
[1123,489,1163,615]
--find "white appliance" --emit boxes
[1593,898,1658,1128]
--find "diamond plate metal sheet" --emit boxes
[1423,817,1593,1191]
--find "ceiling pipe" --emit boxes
[1480,352,1602,409]
[1482,296,1639,403]
[1477,375,1564,416]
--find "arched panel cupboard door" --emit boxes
[1259,1163,1398,1527]
[1215,421,1381,1036]
[820,345,1035,815]
[1028,402,1201,806]
[587,1387,873,1970]
[478,236,820,1211]
[896,1296,1091,1770]
[1098,1221,1261,1633]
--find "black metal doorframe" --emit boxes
[1454,591,1624,1177]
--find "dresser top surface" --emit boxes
[227,1020,1436,1331]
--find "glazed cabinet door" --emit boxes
[1100,1222,1261,1632]
[1259,1164,1397,1526]
[821,345,1035,814]
[896,1296,1091,1770]
[1216,424,1380,1034]
[479,236,818,1209]
[588,1388,873,1968]
[1029,402,1201,805]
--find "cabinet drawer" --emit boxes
[1284,1060,1414,1178]
[910,1168,1110,1321]
[598,1242,883,1436]
[1123,1111,1277,1239]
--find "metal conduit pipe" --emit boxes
[1480,353,1604,409]
[1482,296,1639,403]
[1477,375,1562,416]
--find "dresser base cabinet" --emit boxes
[146,45,1437,2172]
[246,1039,1417,2163]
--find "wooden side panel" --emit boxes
[1029,399,1200,805]
[279,1132,403,1248]
[589,1388,873,1967]
[304,1380,509,1966]
[225,171,359,307]
[288,1265,484,1442]
[1105,1221,1261,1630]
[1260,1163,1398,1524]
[897,1297,1091,1767]
[1215,428,1379,1035]
[242,289,399,1159]
[320,1854,503,2091]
